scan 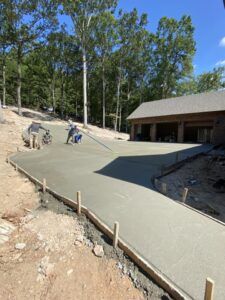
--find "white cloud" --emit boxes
[219,37,225,47]
[216,60,225,66]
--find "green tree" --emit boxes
[150,15,196,99]
[93,11,117,128]
[62,0,117,127]
[196,67,225,93]
[0,2,10,107]
[1,0,57,115]
[114,9,151,131]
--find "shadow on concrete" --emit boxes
[95,144,209,189]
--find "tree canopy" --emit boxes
[0,1,224,130]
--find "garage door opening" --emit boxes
[184,126,213,143]
[141,124,151,141]
[156,123,178,142]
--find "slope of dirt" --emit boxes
[9,106,129,141]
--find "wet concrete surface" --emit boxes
[12,124,225,300]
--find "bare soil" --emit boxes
[162,150,225,223]
[0,108,170,300]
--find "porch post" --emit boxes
[130,123,135,141]
[178,121,184,143]
[150,123,156,142]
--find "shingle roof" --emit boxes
[127,90,225,120]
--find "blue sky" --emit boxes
[118,0,225,75]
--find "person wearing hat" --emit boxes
[28,121,47,149]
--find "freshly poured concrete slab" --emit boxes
[12,124,224,299]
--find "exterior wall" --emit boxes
[212,115,225,144]
[129,111,225,144]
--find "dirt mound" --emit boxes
[24,210,84,252]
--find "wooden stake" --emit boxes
[42,178,46,193]
[77,191,81,215]
[162,182,167,195]
[182,188,188,203]
[15,164,18,171]
[204,278,214,300]
[113,221,119,248]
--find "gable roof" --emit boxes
[127,90,225,120]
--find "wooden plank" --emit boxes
[113,221,119,248]
[162,182,167,195]
[42,178,46,193]
[182,188,188,203]
[204,278,214,300]
[77,191,81,215]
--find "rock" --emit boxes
[75,235,83,243]
[188,179,198,185]
[15,243,26,250]
[37,256,55,279]
[93,244,104,257]
[117,262,123,270]
[0,219,16,244]
[84,238,93,248]
[67,269,73,276]
[74,240,82,246]
[74,235,83,246]
[20,213,34,224]
[37,233,44,241]
[0,235,9,244]
[122,265,128,275]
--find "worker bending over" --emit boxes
[28,121,47,149]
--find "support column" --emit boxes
[177,121,184,143]
[130,124,135,141]
[150,123,156,142]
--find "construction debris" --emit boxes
[162,147,225,222]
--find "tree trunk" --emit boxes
[126,86,131,133]
[139,81,143,105]
[115,75,121,132]
[17,58,22,116]
[119,104,122,132]
[82,48,88,127]
[52,75,56,114]
[102,62,106,129]
[75,99,78,118]
[60,73,64,119]
[0,100,4,123]
[2,64,6,107]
